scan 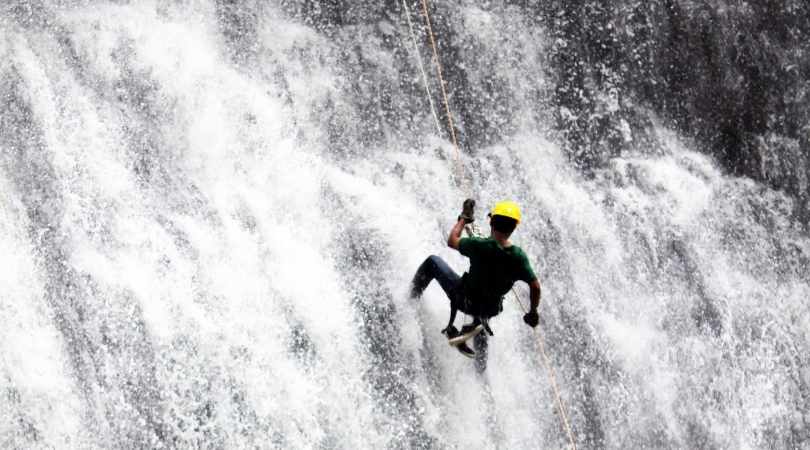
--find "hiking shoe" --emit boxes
[447,324,484,346]
[459,323,481,334]
[442,326,476,358]
[441,325,460,339]
[455,342,475,358]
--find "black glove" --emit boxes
[458,198,476,224]
[523,310,539,328]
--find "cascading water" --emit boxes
[1,1,809,449]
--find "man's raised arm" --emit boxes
[447,217,465,250]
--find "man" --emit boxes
[409,199,541,367]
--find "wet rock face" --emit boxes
[4,2,808,447]
[285,1,810,220]
[536,0,809,219]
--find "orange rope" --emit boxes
[401,0,444,136]
[419,0,468,193]
[511,290,578,450]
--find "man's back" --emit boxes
[458,236,536,317]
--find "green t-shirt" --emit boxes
[458,236,537,317]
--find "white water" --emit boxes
[1,2,809,449]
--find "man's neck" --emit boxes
[490,230,512,247]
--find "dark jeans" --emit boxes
[410,255,464,309]
[411,255,489,371]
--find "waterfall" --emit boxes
[1,1,808,448]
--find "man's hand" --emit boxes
[449,199,475,249]
[458,198,475,224]
[523,309,539,328]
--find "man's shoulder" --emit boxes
[458,236,489,256]
[461,236,491,246]
[509,244,531,259]
[510,244,537,281]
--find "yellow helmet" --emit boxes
[490,200,522,223]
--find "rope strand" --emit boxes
[419,0,468,193]
[510,289,578,450]
[401,0,444,137]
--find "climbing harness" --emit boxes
[401,2,579,448]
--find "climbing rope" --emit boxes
[418,0,468,193]
[510,290,578,450]
[403,3,578,448]
[401,0,444,137]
